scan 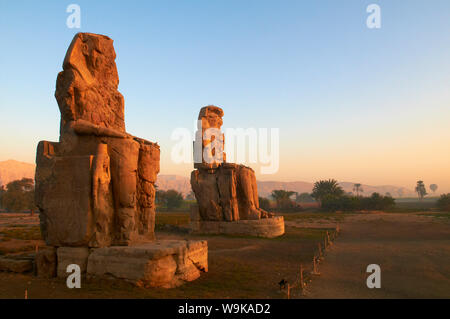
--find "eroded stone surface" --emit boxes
[35,33,160,247]
[57,247,90,278]
[190,106,274,222]
[190,215,285,238]
[36,247,57,278]
[86,240,208,288]
[34,33,207,289]
[0,254,34,273]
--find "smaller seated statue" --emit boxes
[190,105,273,221]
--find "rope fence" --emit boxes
[280,223,341,299]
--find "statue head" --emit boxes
[198,105,224,130]
[56,32,125,132]
[62,32,119,87]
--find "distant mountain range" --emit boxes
[158,176,417,198]
[0,160,35,187]
[0,160,416,197]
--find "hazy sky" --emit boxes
[1,1,449,192]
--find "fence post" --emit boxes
[300,264,307,295]
[311,256,320,275]
[318,242,323,260]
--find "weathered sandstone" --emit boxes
[57,247,90,278]
[35,247,57,278]
[190,106,275,222]
[34,33,207,288]
[35,33,160,247]
[87,240,208,288]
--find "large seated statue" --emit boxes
[35,33,160,247]
[190,105,274,221]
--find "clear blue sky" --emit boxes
[1,1,449,191]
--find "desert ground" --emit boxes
[0,210,449,299]
[304,211,450,298]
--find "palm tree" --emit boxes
[353,183,363,197]
[271,190,296,208]
[311,179,344,205]
[415,181,427,201]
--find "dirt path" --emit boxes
[304,212,450,298]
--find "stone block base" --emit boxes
[53,240,207,288]
[190,216,285,238]
[0,254,34,273]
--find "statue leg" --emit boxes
[107,138,140,245]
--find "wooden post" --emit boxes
[300,264,304,289]
[287,283,291,299]
[300,264,307,295]
[327,231,332,246]
[318,242,323,259]
[311,256,320,275]
[25,289,28,299]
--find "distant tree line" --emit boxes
[0,178,35,212]
[311,179,395,212]
[155,189,184,210]
[259,179,397,213]
[437,194,450,212]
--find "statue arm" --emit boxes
[68,119,128,138]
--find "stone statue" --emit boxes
[35,33,160,247]
[190,105,273,222]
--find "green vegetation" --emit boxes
[437,193,450,212]
[321,192,395,212]
[270,190,296,210]
[156,189,185,210]
[311,179,344,205]
[268,190,303,212]
[0,178,35,212]
[301,179,397,212]
[295,192,315,203]
[258,196,270,211]
[353,183,363,197]
[387,198,437,212]
[415,180,427,200]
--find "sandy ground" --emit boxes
[1,211,449,298]
[0,213,327,298]
[303,212,450,298]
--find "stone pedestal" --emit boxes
[33,33,208,288]
[55,240,208,288]
[190,205,285,238]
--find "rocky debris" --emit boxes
[35,33,160,247]
[87,240,208,288]
[0,253,34,273]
